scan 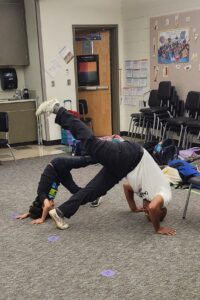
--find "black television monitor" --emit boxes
[77,54,99,86]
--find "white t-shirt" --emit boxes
[126,149,171,207]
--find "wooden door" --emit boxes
[75,31,112,136]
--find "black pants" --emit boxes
[37,156,92,203]
[51,156,93,194]
[55,107,143,218]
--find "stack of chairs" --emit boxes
[162,91,200,149]
[128,81,177,143]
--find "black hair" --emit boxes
[29,197,43,219]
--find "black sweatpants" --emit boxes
[37,156,92,204]
[55,107,144,218]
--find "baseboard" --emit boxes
[9,139,64,147]
[10,141,38,147]
[42,139,61,146]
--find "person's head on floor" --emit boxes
[143,199,167,222]
[29,197,43,219]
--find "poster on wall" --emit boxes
[158,29,189,64]
[59,46,74,64]
[123,59,148,105]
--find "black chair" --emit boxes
[128,90,160,140]
[0,112,16,162]
[141,83,175,142]
[182,93,200,148]
[78,99,93,131]
[182,176,200,219]
[183,122,200,149]
[163,91,200,148]
[129,81,173,141]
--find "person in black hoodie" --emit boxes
[16,156,100,225]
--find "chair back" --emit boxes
[185,91,200,118]
[158,81,171,102]
[176,99,185,117]
[148,90,160,107]
[168,86,177,115]
[0,112,8,132]
[78,99,88,116]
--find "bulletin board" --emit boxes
[150,9,200,100]
[123,59,148,106]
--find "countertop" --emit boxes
[0,99,36,104]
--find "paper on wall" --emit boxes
[59,46,74,64]
[186,16,191,23]
[191,53,198,61]
[153,38,156,56]
[184,65,192,71]
[126,69,133,78]
[125,59,148,70]
[123,95,141,106]
[125,60,133,69]
[165,18,170,26]
[154,20,158,31]
[153,65,159,82]
[46,60,61,78]
[176,64,181,70]
[163,66,168,77]
[124,59,148,105]
[194,33,199,41]
[140,60,148,69]
[175,15,179,27]
[123,87,146,96]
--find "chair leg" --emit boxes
[189,133,193,148]
[186,132,190,149]
[131,121,136,140]
[140,117,145,140]
[161,123,167,142]
[7,143,16,163]
[133,115,142,140]
[128,117,134,137]
[182,184,192,219]
[178,126,183,148]
[144,123,149,143]
[152,114,156,136]
[182,127,187,149]
[155,117,159,138]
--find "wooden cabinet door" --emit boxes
[0,0,29,66]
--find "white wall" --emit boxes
[121,0,200,132]
[24,0,46,140]
[38,0,123,140]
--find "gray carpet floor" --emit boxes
[1,155,200,300]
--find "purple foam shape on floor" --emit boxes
[48,235,59,242]
[100,269,116,277]
[11,212,19,219]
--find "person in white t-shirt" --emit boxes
[123,148,176,236]
[36,98,176,236]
